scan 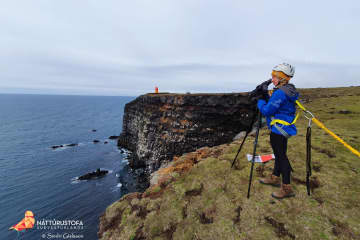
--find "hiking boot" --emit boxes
[259,174,281,187]
[271,184,296,199]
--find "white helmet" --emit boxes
[273,63,295,77]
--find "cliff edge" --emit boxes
[99,87,360,240]
[117,93,255,172]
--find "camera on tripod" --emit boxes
[249,79,272,103]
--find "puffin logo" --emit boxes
[9,210,35,235]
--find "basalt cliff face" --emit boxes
[117,93,255,173]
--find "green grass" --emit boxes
[99,86,360,240]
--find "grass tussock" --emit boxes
[99,86,360,240]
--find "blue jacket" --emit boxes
[257,84,299,136]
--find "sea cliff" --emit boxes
[117,93,255,172]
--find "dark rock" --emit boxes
[109,136,119,140]
[104,141,108,144]
[66,143,78,147]
[339,110,352,114]
[93,140,100,143]
[92,129,97,132]
[51,145,64,149]
[78,168,108,180]
[117,93,255,173]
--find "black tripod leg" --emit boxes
[247,111,262,199]
[231,132,249,169]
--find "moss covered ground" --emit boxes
[99,86,360,240]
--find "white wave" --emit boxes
[117,148,131,155]
[121,159,129,165]
[54,146,70,151]
[70,177,81,184]
[115,173,120,178]
[111,182,122,192]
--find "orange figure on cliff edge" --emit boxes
[9,210,35,232]
[155,86,159,94]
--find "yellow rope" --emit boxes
[311,118,360,158]
[270,112,300,126]
[295,100,307,111]
[295,100,360,158]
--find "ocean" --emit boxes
[0,94,140,240]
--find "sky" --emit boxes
[1,0,359,96]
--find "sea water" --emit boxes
[0,94,140,240]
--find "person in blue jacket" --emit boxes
[257,63,299,199]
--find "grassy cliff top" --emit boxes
[144,92,248,97]
[144,86,360,97]
[99,86,360,240]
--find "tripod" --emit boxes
[231,108,262,199]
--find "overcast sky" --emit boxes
[1,1,359,96]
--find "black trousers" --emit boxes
[270,132,293,184]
